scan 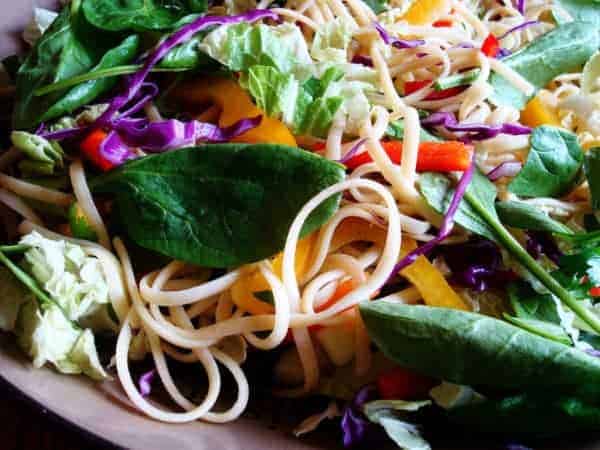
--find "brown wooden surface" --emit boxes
[0,385,116,450]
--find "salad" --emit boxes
[2,0,600,448]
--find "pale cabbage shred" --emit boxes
[0,232,113,380]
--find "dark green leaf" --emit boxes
[1,55,22,83]
[489,23,598,109]
[359,302,600,399]
[503,315,571,345]
[40,34,140,123]
[508,126,583,198]
[585,147,600,210]
[362,0,389,14]
[82,0,207,31]
[496,200,573,234]
[450,393,600,436]
[419,171,497,241]
[91,144,345,267]
[253,290,275,305]
[158,33,217,70]
[13,6,121,129]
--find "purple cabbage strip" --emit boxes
[341,385,383,448]
[39,125,91,141]
[138,369,157,397]
[506,444,532,450]
[585,349,600,358]
[515,0,526,14]
[486,161,522,181]
[498,20,539,40]
[118,81,160,119]
[526,231,562,265]
[373,22,425,49]
[113,115,262,151]
[439,239,516,291]
[339,138,367,164]
[351,55,374,67]
[99,130,139,166]
[421,111,531,141]
[93,10,277,128]
[497,47,512,59]
[387,157,475,281]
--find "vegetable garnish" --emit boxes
[344,140,472,172]
[373,22,425,49]
[8,0,600,447]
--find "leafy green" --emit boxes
[450,393,600,436]
[554,0,600,27]
[508,126,584,198]
[0,267,33,332]
[40,34,140,123]
[359,302,600,399]
[489,23,598,109]
[68,203,99,242]
[433,68,480,91]
[310,18,357,63]
[91,144,345,267]
[11,131,65,176]
[585,147,600,210]
[363,400,432,450]
[200,22,306,74]
[495,200,573,234]
[362,0,389,13]
[13,4,123,129]
[419,171,497,241]
[2,55,22,83]
[82,0,207,31]
[386,120,442,142]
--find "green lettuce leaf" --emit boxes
[0,267,33,332]
[310,18,356,64]
[20,231,112,325]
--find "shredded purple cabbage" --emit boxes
[118,81,160,118]
[585,349,600,358]
[341,385,383,448]
[387,157,475,280]
[339,138,367,164]
[486,161,522,181]
[351,55,374,67]
[526,231,562,265]
[40,125,90,141]
[498,20,539,40]
[93,10,277,128]
[497,47,512,58]
[506,443,532,450]
[439,239,515,291]
[515,0,526,14]
[99,130,139,166]
[421,112,531,141]
[373,22,425,49]
[113,115,262,151]
[138,369,156,397]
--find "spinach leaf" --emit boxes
[508,126,583,198]
[82,0,207,31]
[585,147,600,210]
[496,200,573,234]
[13,4,122,129]
[505,282,571,345]
[419,171,497,241]
[362,0,389,14]
[489,22,598,109]
[450,393,600,436]
[2,55,22,83]
[40,34,140,123]
[359,302,600,399]
[554,0,600,27]
[91,144,345,268]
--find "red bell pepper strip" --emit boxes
[377,367,437,400]
[590,287,600,297]
[404,80,467,100]
[481,33,500,57]
[80,129,114,172]
[344,140,473,172]
[433,19,453,27]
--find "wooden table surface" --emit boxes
[0,384,117,450]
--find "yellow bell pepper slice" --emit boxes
[401,0,452,25]
[174,76,297,146]
[520,95,561,128]
[400,238,469,310]
[231,234,317,314]
[331,218,387,250]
